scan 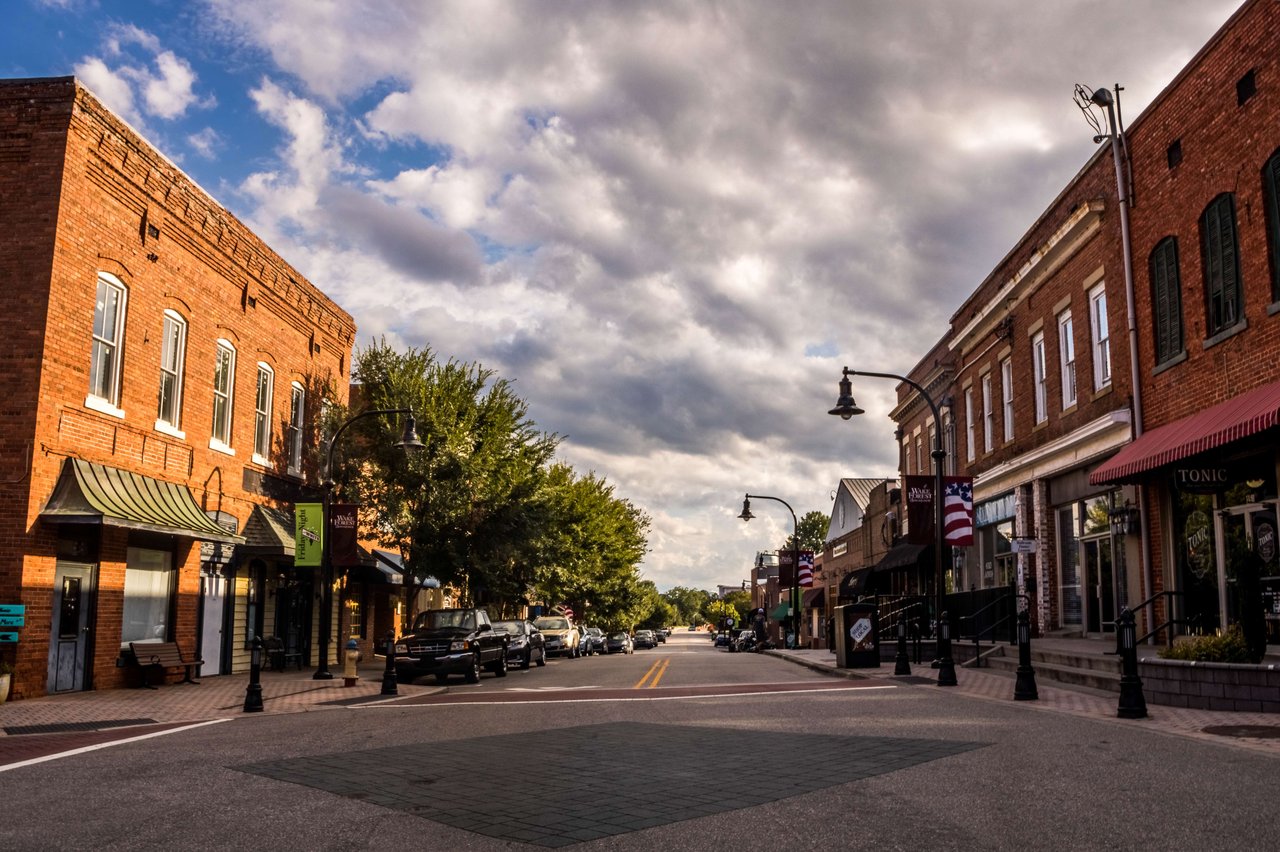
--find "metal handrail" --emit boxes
[957,590,1020,667]
[1122,589,1198,646]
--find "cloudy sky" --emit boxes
[6,0,1243,592]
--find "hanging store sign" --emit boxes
[295,503,324,566]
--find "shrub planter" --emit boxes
[1138,656,1280,713]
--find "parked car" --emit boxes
[582,626,606,655]
[633,629,657,649]
[605,631,634,654]
[533,615,581,658]
[652,629,666,644]
[493,619,547,669]
[713,631,731,647]
[394,608,509,683]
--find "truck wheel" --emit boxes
[494,654,508,677]
[465,654,481,683]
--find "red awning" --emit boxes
[1090,379,1280,484]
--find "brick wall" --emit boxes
[0,77,356,696]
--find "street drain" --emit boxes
[1202,725,1280,739]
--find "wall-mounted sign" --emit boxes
[1010,538,1038,554]
[0,604,25,617]
[0,632,17,643]
[1174,467,1231,493]
[0,615,23,627]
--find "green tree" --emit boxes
[663,586,713,626]
[784,510,829,552]
[337,340,558,617]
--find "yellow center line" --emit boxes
[647,657,670,688]
[633,656,670,689]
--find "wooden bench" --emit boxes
[128,641,202,689]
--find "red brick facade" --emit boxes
[0,78,354,698]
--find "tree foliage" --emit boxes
[784,510,829,552]
[333,339,650,625]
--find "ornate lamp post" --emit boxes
[313,409,423,680]
[738,494,800,649]
[829,366,956,686]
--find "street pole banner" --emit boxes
[798,551,814,587]
[777,549,794,587]
[904,475,935,544]
[943,477,975,547]
[330,503,361,567]
[295,503,324,567]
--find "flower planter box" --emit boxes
[1137,656,1280,713]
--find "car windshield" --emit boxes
[413,610,477,631]
[609,632,628,640]
[586,628,602,637]
[534,617,569,630]
[493,621,524,634]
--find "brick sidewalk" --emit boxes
[766,647,1280,756]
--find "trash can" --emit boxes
[837,602,880,668]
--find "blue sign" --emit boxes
[0,615,22,627]
[0,604,24,616]
[0,632,17,643]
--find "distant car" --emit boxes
[605,631,633,654]
[533,615,581,658]
[633,629,657,649]
[493,619,547,669]
[653,629,666,644]
[583,627,606,655]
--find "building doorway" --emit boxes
[199,568,228,676]
[47,562,95,693]
[1081,533,1116,635]
[1215,502,1279,635]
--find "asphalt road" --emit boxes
[1,632,1275,851]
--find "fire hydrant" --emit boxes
[342,638,360,687]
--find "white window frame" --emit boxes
[87,272,127,418]
[964,387,975,462]
[1032,331,1047,424]
[287,382,305,475]
[210,339,236,455]
[1001,357,1014,442]
[253,363,274,466]
[915,435,924,475]
[1089,284,1111,390]
[1058,310,1076,409]
[154,310,186,438]
[981,373,994,453]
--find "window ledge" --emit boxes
[154,420,186,440]
[1268,300,1280,317]
[1091,383,1113,401]
[252,452,271,468]
[84,394,124,419]
[1060,402,1078,416]
[209,438,236,457]
[1202,319,1248,350]
[1152,350,1188,376]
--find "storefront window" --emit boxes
[121,547,173,645]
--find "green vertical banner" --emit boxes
[295,503,324,567]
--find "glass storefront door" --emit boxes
[1215,502,1279,638]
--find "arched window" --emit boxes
[1150,237,1184,364]
[1199,193,1243,337]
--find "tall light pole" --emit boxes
[313,408,423,680]
[738,494,800,649]
[829,366,956,686]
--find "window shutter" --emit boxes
[1217,195,1240,326]
[1265,153,1280,303]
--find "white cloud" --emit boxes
[195,0,1241,591]
[74,25,212,132]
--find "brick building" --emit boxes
[0,77,359,699]
[850,0,1280,646]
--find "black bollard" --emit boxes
[936,611,957,686]
[894,618,912,675]
[243,635,264,713]
[1013,608,1038,701]
[1116,608,1148,719]
[381,630,399,696]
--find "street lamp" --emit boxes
[738,494,800,649]
[313,408,423,680]
[829,366,956,686]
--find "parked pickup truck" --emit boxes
[394,608,509,683]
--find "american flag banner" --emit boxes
[797,550,814,587]
[943,477,975,547]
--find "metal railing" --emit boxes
[956,590,1020,667]
[1125,589,1200,646]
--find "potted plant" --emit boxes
[0,660,12,705]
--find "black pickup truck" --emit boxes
[393,608,509,684]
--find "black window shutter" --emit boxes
[1263,152,1280,303]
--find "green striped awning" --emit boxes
[40,458,243,544]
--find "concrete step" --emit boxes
[977,646,1122,693]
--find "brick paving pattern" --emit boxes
[236,721,988,847]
